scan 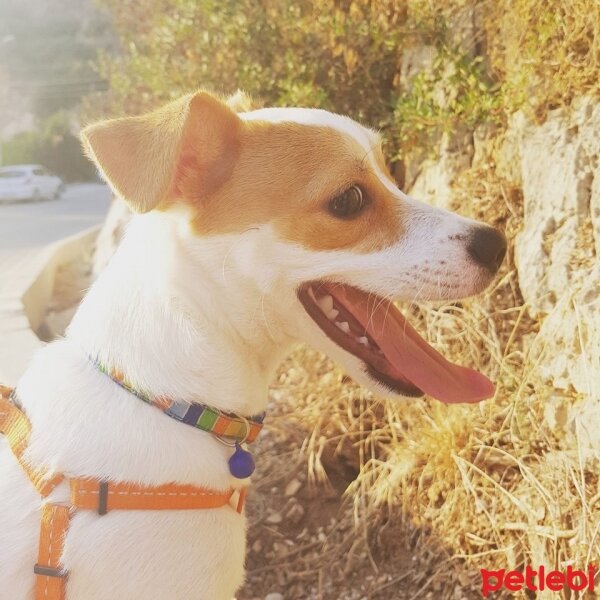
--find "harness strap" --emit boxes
[34,504,70,599]
[70,479,238,512]
[0,397,63,497]
[0,389,248,600]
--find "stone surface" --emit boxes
[398,45,436,90]
[42,306,78,340]
[407,96,599,398]
[512,97,600,394]
[0,185,110,383]
[494,111,527,186]
[93,197,131,276]
[266,511,283,524]
[408,126,474,209]
[466,99,600,399]
[514,98,600,315]
[284,478,302,497]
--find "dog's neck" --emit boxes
[68,210,294,416]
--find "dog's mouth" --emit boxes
[297,281,495,404]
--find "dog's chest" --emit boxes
[0,342,249,600]
[0,426,247,600]
[0,457,246,600]
[63,508,247,600]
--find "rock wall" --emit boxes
[512,98,599,397]
[408,97,600,401]
[406,96,600,467]
[513,99,599,316]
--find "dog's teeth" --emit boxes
[358,336,370,346]
[317,294,334,314]
[336,321,350,333]
[327,309,339,320]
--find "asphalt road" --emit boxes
[0,183,112,383]
[0,183,112,250]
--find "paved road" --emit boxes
[0,183,111,291]
[0,183,112,250]
[0,183,111,384]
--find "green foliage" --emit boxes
[94,1,401,119]
[485,0,600,120]
[2,112,96,181]
[92,0,598,162]
[391,49,502,158]
[92,0,503,162]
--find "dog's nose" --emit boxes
[467,226,507,272]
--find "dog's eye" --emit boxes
[327,186,365,219]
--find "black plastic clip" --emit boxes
[98,481,109,515]
[34,564,67,578]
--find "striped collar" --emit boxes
[91,358,265,444]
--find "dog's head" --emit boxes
[82,91,506,404]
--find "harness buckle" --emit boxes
[98,481,109,515]
[34,564,67,579]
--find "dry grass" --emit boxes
[261,164,599,598]
[484,0,600,120]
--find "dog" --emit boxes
[0,90,506,600]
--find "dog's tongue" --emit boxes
[331,285,495,404]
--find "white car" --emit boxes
[0,164,64,203]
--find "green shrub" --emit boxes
[92,1,501,163]
[93,0,599,164]
[485,0,600,120]
[2,111,96,181]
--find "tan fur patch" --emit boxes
[172,94,242,203]
[184,121,403,253]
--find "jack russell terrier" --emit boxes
[0,91,506,600]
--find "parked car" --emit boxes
[0,165,64,203]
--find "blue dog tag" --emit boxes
[228,443,255,479]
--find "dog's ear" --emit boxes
[81,91,242,213]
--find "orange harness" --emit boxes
[0,386,246,600]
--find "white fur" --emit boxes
[0,107,494,600]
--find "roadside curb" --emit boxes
[0,225,100,385]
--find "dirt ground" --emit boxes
[237,415,486,600]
